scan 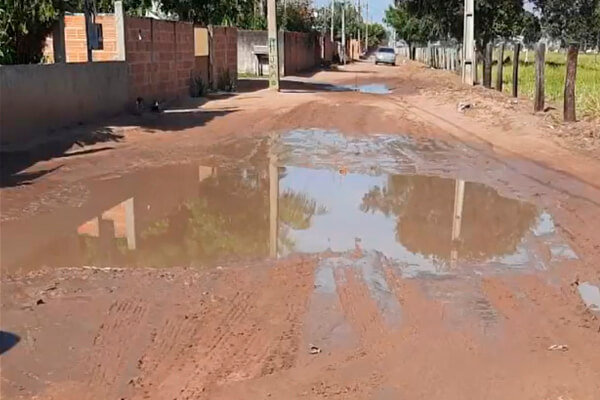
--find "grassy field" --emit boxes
[482,51,600,120]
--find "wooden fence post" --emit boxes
[483,42,493,88]
[534,42,545,112]
[512,42,521,97]
[496,42,504,91]
[564,42,579,122]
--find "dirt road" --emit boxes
[1,61,600,400]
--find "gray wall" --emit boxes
[237,30,284,76]
[0,61,129,149]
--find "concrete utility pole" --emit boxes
[269,138,279,258]
[365,0,369,51]
[462,0,475,85]
[450,179,465,269]
[83,0,94,62]
[330,0,335,42]
[267,0,280,90]
[341,0,346,64]
[357,0,361,48]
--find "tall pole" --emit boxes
[269,138,279,258]
[365,0,369,51]
[84,0,93,62]
[462,0,475,85]
[341,0,346,64]
[450,179,465,269]
[330,0,334,42]
[267,0,280,90]
[357,0,361,50]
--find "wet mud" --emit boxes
[2,64,600,400]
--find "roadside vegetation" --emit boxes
[386,0,600,121]
[485,52,600,119]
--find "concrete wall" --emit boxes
[0,62,128,148]
[43,14,118,63]
[237,30,284,76]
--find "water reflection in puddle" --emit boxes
[324,83,391,94]
[578,282,600,313]
[1,130,577,279]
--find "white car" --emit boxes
[374,47,396,66]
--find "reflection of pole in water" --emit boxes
[450,179,465,268]
[269,146,279,258]
[125,197,136,250]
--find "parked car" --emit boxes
[374,47,396,66]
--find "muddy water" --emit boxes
[1,130,577,277]
[323,82,391,94]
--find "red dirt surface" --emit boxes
[2,62,599,400]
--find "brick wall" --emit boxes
[43,15,117,63]
[322,36,334,64]
[125,17,195,101]
[42,14,234,101]
[211,27,237,89]
[283,32,319,75]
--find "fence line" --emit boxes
[403,41,580,122]
[408,45,462,74]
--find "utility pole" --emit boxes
[341,0,346,64]
[267,0,280,90]
[462,0,475,85]
[83,0,94,62]
[357,0,361,50]
[330,0,334,42]
[365,0,369,51]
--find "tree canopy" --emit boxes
[384,0,600,50]
[385,0,526,50]
[532,0,599,46]
[0,0,65,64]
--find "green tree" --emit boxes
[68,0,153,14]
[385,3,437,49]
[532,0,599,46]
[0,0,65,64]
[279,0,315,32]
[385,0,526,48]
[0,0,154,65]
[520,10,542,46]
[365,22,387,47]
[315,2,362,40]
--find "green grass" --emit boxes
[480,51,600,119]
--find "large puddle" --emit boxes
[1,130,577,277]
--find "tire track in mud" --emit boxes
[132,273,258,399]
[85,297,150,399]
[333,267,388,347]
[126,258,316,400]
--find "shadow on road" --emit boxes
[1,101,237,188]
[0,331,20,355]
